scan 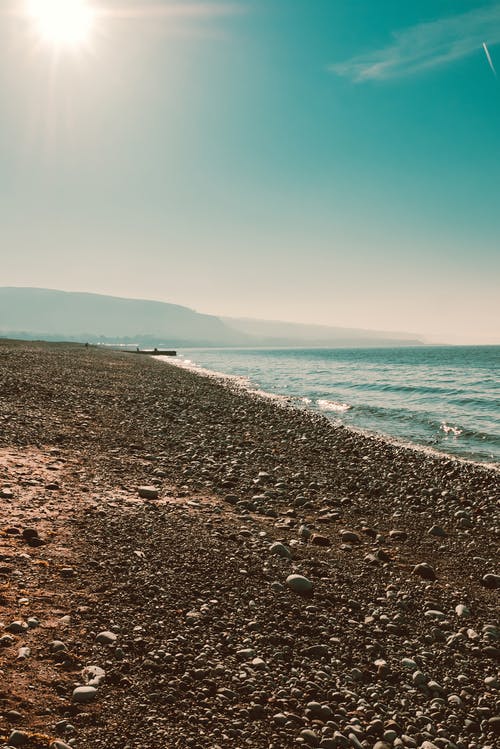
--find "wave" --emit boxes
[317,399,352,413]
[440,422,463,437]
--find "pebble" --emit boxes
[340,530,360,543]
[482,573,500,589]
[311,533,330,546]
[286,574,313,595]
[50,640,67,652]
[300,729,320,746]
[413,562,437,581]
[138,485,159,499]
[72,686,98,703]
[8,731,29,747]
[5,621,28,634]
[269,542,292,559]
[412,670,428,686]
[428,525,447,537]
[95,630,117,645]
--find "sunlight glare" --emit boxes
[26,0,96,48]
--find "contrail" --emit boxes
[482,42,497,77]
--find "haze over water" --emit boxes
[175,346,500,465]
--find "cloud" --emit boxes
[330,4,500,82]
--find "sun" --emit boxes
[26,0,96,48]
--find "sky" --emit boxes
[1,0,499,344]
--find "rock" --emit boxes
[304,644,329,659]
[236,648,256,659]
[21,528,39,540]
[269,542,292,559]
[0,487,14,499]
[51,741,73,749]
[138,485,159,500]
[311,534,330,546]
[8,731,29,747]
[50,640,67,652]
[455,604,470,618]
[72,686,98,703]
[401,658,418,670]
[389,529,408,541]
[412,670,427,686]
[286,574,313,595]
[5,621,28,634]
[487,716,500,734]
[60,567,75,578]
[413,562,437,581]
[82,665,106,686]
[300,729,320,746]
[340,530,360,543]
[0,634,15,647]
[95,630,117,645]
[428,525,447,537]
[482,573,500,589]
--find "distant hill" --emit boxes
[0,287,424,347]
[223,317,424,347]
[0,288,246,347]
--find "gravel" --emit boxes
[0,341,498,749]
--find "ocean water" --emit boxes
[174,346,500,466]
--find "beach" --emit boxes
[0,340,498,749]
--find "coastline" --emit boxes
[0,340,499,748]
[157,354,500,474]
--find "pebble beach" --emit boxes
[0,340,499,749]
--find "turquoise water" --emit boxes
[177,346,500,465]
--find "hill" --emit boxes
[0,287,424,347]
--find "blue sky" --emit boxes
[1,0,499,342]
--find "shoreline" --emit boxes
[0,340,499,748]
[156,354,500,474]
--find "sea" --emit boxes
[172,346,500,466]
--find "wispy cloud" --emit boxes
[330,4,500,82]
[483,41,498,75]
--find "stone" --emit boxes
[95,630,117,645]
[286,574,313,595]
[269,542,291,559]
[5,621,28,634]
[50,640,67,652]
[138,485,159,500]
[340,530,360,543]
[72,686,98,703]
[428,525,447,537]
[401,658,418,670]
[482,573,500,589]
[413,563,437,581]
[487,716,500,734]
[311,534,330,546]
[8,731,29,747]
[82,665,106,686]
[300,729,320,747]
[304,644,329,659]
[51,741,73,749]
[412,670,427,686]
[455,604,470,618]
